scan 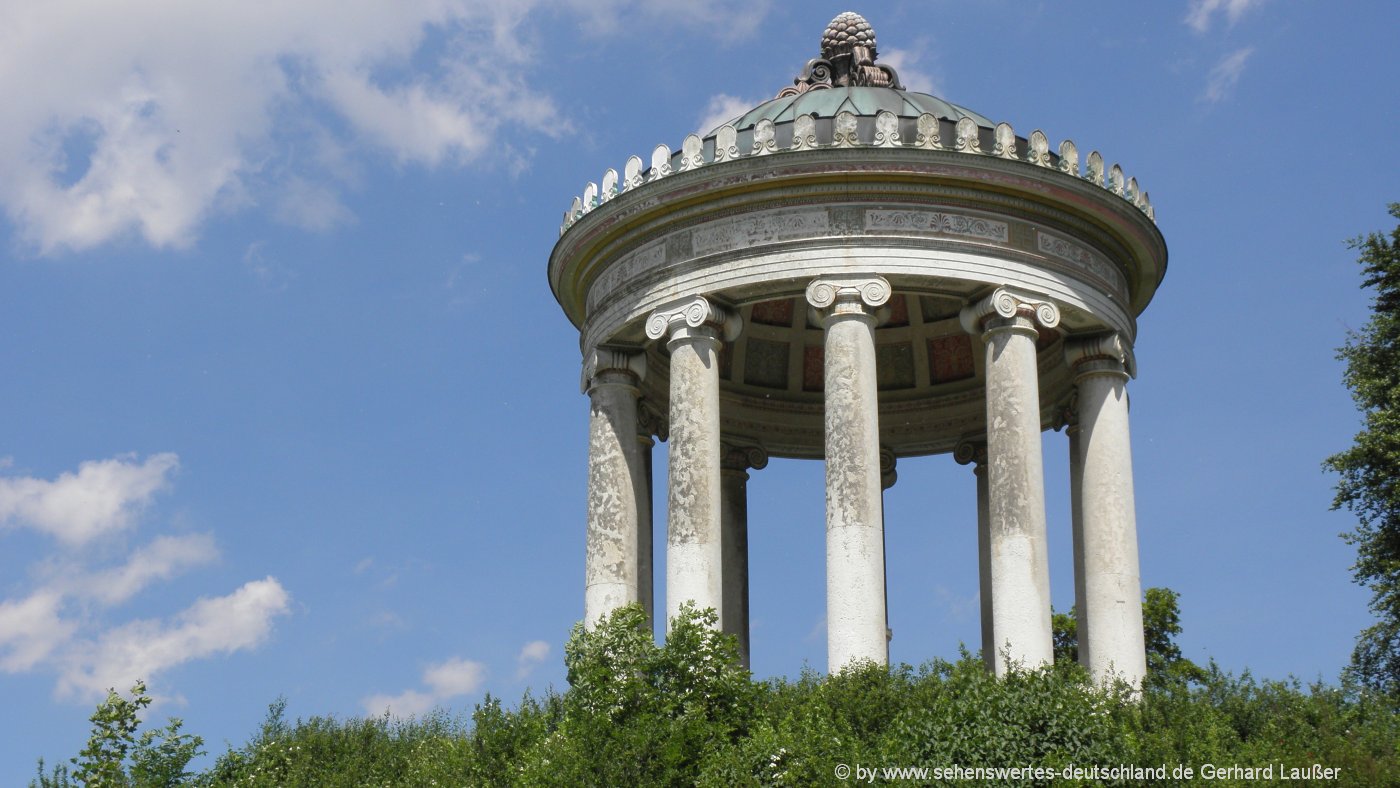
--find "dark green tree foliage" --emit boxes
[1327,203,1400,694]
[31,680,203,788]
[38,605,1400,785]
[1050,587,1204,685]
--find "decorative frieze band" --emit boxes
[1035,231,1126,294]
[865,210,1008,242]
[691,209,830,257]
[959,287,1061,335]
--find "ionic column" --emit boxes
[582,348,648,627]
[807,274,891,671]
[954,441,994,673]
[1066,334,1147,687]
[637,405,667,626]
[720,443,767,669]
[960,288,1060,675]
[646,296,741,631]
[879,447,896,646]
[1064,400,1088,668]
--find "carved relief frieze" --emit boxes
[690,208,831,257]
[1035,231,1127,294]
[865,210,1009,243]
[586,239,666,313]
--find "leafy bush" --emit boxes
[35,601,1400,786]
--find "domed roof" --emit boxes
[711,12,992,135]
[720,87,993,135]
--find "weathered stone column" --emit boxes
[582,348,647,628]
[954,441,994,672]
[807,274,890,671]
[1064,401,1088,669]
[646,296,741,631]
[720,443,767,669]
[637,405,667,626]
[879,447,896,648]
[1067,334,1147,686]
[960,288,1060,675]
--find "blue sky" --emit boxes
[1,0,1396,778]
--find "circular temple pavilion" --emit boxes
[548,12,1167,684]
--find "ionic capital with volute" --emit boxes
[805,274,891,323]
[959,287,1061,337]
[879,446,898,490]
[638,401,668,444]
[581,346,647,393]
[721,443,769,476]
[1064,333,1137,381]
[953,439,988,470]
[645,295,741,345]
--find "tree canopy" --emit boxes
[1326,203,1400,695]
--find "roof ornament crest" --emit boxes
[778,12,904,98]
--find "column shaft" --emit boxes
[1071,336,1146,686]
[666,330,723,628]
[646,296,739,632]
[976,462,994,672]
[637,429,656,626]
[719,467,749,664]
[809,275,890,671]
[1067,420,1088,668]
[962,289,1058,675]
[584,357,645,627]
[955,441,994,672]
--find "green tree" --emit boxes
[33,680,203,788]
[1050,587,1202,683]
[1326,203,1400,695]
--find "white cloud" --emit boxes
[0,591,78,673]
[880,47,941,97]
[515,639,550,679]
[0,1,770,255]
[1202,47,1254,103]
[67,533,220,606]
[558,0,771,36]
[363,689,437,718]
[0,453,178,545]
[695,94,763,137]
[0,452,289,702]
[424,657,487,696]
[364,656,487,717]
[57,577,291,700]
[1185,0,1268,33]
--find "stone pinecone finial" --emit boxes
[822,11,877,60]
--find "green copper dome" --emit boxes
[717,86,994,136]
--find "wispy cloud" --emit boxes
[515,640,551,680]
[56,578,291,700]
[0,454,178,546]
[1202,47,1254,103]
[0,1,771,255]
[364,656,487,717]
[58,533,220,606]
[1185,0,1268,33]
[0,453,291,702]
[880,47,942,97]
[695,94,763,137]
